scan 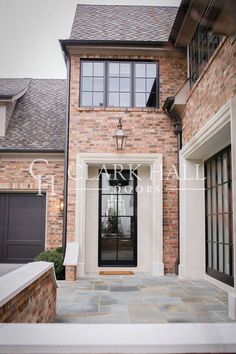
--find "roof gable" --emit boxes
[0,79,66,152]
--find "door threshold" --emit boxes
[99,271,134,275]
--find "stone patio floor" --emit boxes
[55,274,235,323]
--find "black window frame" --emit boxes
[80,60,159,109]
[205,146,234,287]
[189,24,221,87]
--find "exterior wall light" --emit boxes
[113,118,127,150]
[59,198,64,213]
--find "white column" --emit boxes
[76,158,87,277]
[151,157,164,276]
[179,153,205,279]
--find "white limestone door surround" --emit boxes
[75,153,163,277]
[179,96,236,319]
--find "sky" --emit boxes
[0,0,181,79]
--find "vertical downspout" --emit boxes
[62,54,71,255]
[163,102,182,275]
[175,122,182,275]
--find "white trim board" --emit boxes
[73,153,164,277]
[181,100,231,160]
[179,96,236,319]
[0,323,236,354]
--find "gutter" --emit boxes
[59,39,170,56]
[0,149,64,154]
[62,52,71,255]
[163,98,182,276]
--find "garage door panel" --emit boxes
[7,194,45,242]
[6,244,44,263]
[0,193,46,263]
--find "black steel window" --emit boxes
[80,60,159,108]
[189,25,221,87]
[108,62,131,107]
[205,146,234,286]
[81,61,105,107]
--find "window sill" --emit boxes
[74,106,162,113]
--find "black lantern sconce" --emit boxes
[113,118,127,150]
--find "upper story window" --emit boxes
[189,25,221,87]
[80,60,158,108]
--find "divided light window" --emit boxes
[189,25,221,87]
[80,61,158,108]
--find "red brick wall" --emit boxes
[67,53,187,273]
[183,37,236,144]
[0,270,56,323]
[0,157,64,249]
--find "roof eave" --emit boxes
[59,39,171,55]
[0,82,31,103]
[0,148,65,153]
[169,0,210,48]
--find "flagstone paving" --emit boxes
[55,274,235,323]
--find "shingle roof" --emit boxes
[70,5,178,42]
[0,79,31,99]
[0,79,66,151]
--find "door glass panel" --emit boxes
[208,243,212,267]
[101,217,117,237]
[102,195,117,216]
[118,239,133,260]
[223,184,228,212]
[118,195,133,216]
[99,170,137,266]
[219,244,223,272]
[207,216,212,241]
[224,245,230,275]
[205,146,233,286]
[213,243,217,270]
[217,186,222,213]
[100,238,117,261]
[218,214,223,243]
[118,217,131,238]
[223,153,228,182]
[217,156,222,184]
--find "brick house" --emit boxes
[0,0,236,318]
[0,79,66,261]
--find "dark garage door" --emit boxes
[0,193,46,263]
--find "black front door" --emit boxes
[98,170,137,266]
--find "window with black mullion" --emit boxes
[205,146,234,286]
[108,62,131,108]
